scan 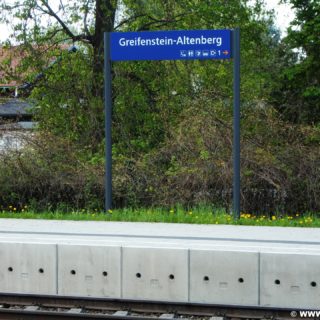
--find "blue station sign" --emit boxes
[110,29,231,61]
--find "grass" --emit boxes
[0,205,319,227]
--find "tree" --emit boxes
[0,0,118,96]
[273,0,320,123]
[0,0,281,154]
[3,0,304,211]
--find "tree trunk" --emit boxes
[92,0,117,97]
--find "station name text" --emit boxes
[119,36,223,47]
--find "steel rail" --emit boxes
[0,309,165,320]
[0,293,297,320]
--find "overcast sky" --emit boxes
[0,1,295,42]
[263,0,295,34]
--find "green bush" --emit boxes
[113,94,320,214]
[1,96,319,214]
[0,131,104,211]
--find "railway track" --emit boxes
[0,294,296,319]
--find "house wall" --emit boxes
[0,131,32,152]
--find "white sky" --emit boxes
[263,0,295,36]
[0,0,295,42]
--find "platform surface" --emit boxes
[0,219,319,254]
[0,219,319,308]
[0,219,319,244]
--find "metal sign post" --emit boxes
[104,32,112,211]
[104,29,240,217]
[233,28,240,220]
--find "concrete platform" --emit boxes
[260,252,320,308]
[58,244,121,298]
[0,242,56,294]
[0,219,319,309]
[0,219,320,244]
[190,249,259,305]
[122,247,188,302]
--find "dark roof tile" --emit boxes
[0,99,32,116]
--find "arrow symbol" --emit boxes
[223,50,229,55]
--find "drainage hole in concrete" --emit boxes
[275,279,281,285]
[103,271,108,277]
[8,267,13,272]
[70,270,76,275]
[311,281,317,287]
[39,268,44,274]
[203,276,210,281]
[136,273,141,278]
[169,274,175,280]
[238,278,244,283]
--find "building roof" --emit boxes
[0,44,71,88]
[0,46,24,87]
[0,98,32,117]
[0,121,37,130]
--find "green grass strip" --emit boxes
[0,206,319,227]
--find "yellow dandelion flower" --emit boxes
[272,216,276,221]
[108,209,113,214]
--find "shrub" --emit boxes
[0,130,104,211]
[114,94,320,214]
[1,95,319,214]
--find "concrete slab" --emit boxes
[25,306,40,311]
[68,308,82,314]
[1,233,320,255]
[190,249,259,305]
[58,244,121,298]
[0,219,319,310]
[0,219,320,245]
[122,247,188,302]
[260,252,320,308]
[1,233,320,260]
[159,314,175,319]
[0,242,56,294]
[113,311,128,316]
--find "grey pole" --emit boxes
[233,28,240,219]
[104,32,112,211]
